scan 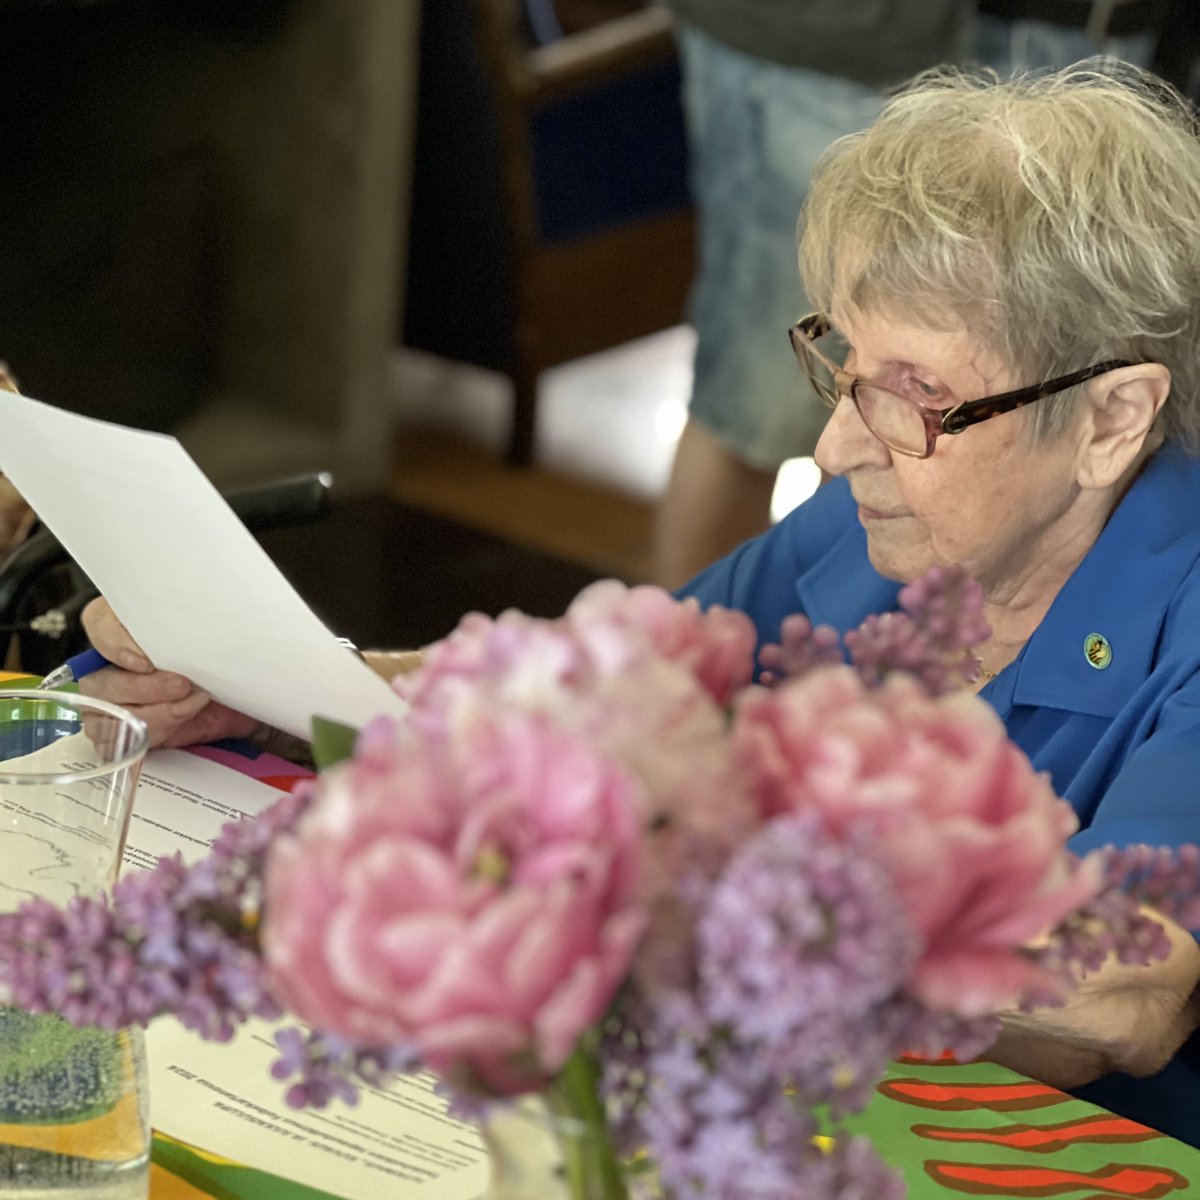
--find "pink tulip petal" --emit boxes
[534,959,607,1070]
[910,948,1047,1017]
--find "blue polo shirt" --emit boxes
[680,442,1200,1145]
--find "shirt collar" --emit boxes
[1005,444,1200,718]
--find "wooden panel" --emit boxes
[518,208,696,370]
[390,426,656,582]
[526,7,677,104]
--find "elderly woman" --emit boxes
[80,63,1200,1142]
[679,61,1200,1142]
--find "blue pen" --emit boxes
[38,637,360,691]
[38,647,112,690]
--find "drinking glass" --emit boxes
[0,689,150,1199]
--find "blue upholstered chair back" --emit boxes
[403,0,691,363]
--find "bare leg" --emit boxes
[653,419,777,590]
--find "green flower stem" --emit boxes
[547,1047,629,1200]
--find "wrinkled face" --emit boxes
[813,303,1087,597]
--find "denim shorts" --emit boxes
[680,25,883,470]
[680,18,1158,470]
[973,13,1157,74]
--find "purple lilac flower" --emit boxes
[757,614,843,686]
[181,783,316,910]
[696,813,918,1115]
[601,812,915,1198]
[0,787,316,1040]
[994,842,1200,1017]
[758,563,991,695]
[890,1001,1002,1066]
[1023,853,1181,1010]
[632,1037,906,1200]
[896,564,991,650]
[1099,843,1200,930]
[698,815,915,1036]
[847,565,991,695]
[269,1026,417,1109]
[818,1136,907,1200]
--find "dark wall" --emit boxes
[401,0,516,376]
[1152,0,1200,102]
[0,0,297,429]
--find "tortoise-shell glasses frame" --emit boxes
[789,312,1132,459]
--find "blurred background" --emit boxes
[1,0,1197,651]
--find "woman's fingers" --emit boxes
[161,701,259,749]
[80,665,192,708]
[76,598,264,750]
[80,673,256,749]
[77,600,255,748]
[80,598,152,673]
[78,595,203,748]
[363,649,423,682]
[80,668,208,747]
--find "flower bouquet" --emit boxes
[2,568,1198,1200]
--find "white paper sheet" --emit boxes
[146,1020,490,1200]
[128,750,492,1199]
[0,391,407,739]
[124,748,290,871]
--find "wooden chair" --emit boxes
[403,0,695,465]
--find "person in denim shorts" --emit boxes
[654,0,1166,589]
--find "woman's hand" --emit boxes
[78,597,257,749]
[987,907,1200,1090]
[362,649,423,681]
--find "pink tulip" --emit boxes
[565,580,757,705]
[393,588,759,987]
[262,713,646,1095]
[733,666,1101,1016]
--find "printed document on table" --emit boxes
[0,740,279,887]
[0,730,489,1197]
[0,737,271,909]
[146,1019,490,1200]
[0,731,118,908]
[0,390,406,739]
[124,748,290,871]
[131,750,492,1199]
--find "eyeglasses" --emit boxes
[789,312,1133,459]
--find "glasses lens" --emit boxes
[854,386,929,456]
[795,326,847,410]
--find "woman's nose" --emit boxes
[814,395,890,477]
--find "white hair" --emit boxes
[799,61,1200,448]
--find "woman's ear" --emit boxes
[1077,363,1170,489]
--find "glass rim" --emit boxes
[0,687,149,785]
